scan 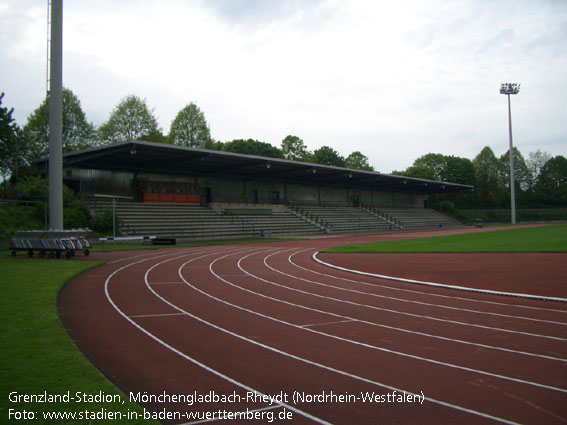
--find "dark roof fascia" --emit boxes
[36,140,473,194]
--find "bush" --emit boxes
[64,205,90,229]
[458,208,567,224]
[91,210,119,235]
[14,176,48,202]
[0,205,44,240]
[63,185,90,229]
[0,177,92,239]
[434,200,456,215]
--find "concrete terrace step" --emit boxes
[370,206,462,229]
[88,199,326,240]
[289,203,393,233]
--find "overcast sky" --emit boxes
[1,0,566,173]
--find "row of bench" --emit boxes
[370,206,462,229]
[88,200,325,240]
[289,204,393,233]
[87,199,462,240]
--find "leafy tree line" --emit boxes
[395,148,567,209]
[0,89,375,187]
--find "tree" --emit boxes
[473,147,500,185]
[22,88,96,159]
[312,146,345,167]
[397,152,477,208]
[98,95,162,145]
[205,139,224,151]
[169,103,211,147]
[412,153,447,181]
[473,146,502,207]
[345,151,374,171]
[498,148,532,192]
[395,165,435,180]
[221,139,283,158]
[527,149,552,187]
[408,153,475,186]
[281,135,310,161]
[535,155,567,205]
[442,156,476,186]
[139,129,168,144]
[0,92,25,186]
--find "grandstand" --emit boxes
[88,198,461,240]
[37,140,471,240]
[366,205,462,230]
[289,203,392,234]
[88,198,326,239]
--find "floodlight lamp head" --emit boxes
[500,83,521,95]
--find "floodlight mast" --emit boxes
[48,0,63,230]
[500,83,520,225]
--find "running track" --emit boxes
[59,227,567,425]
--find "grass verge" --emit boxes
[0,255,158,424]
[88,237,298,252]
[323,224,567,253]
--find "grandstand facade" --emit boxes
[39,141,471,239]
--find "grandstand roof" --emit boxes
[44,140,472,194]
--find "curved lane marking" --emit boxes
[221,250,566,390]
[312,252,567,303]
[257,250,566,361]
[98,246,563,425]
[287,249,567,315]
[105,248,335,425]
[263,249,566,326]
[162,250,527,424]
[235,250,563,341]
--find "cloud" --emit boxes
[1,0,565,173]
[198,0,331,29]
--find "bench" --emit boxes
[99,235,155,250]
[151,237,176,246]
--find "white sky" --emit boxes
[1,0,566,173]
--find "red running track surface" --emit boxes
[58,227,567,424]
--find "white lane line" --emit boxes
[240,250,564,341]
[289,249,567,315]
[217,250,566,392]
[105,248,335,425]
[129,313,186,318]
[272,250,567,326]
[107,248,188,264]
[301,319,359,328]
[108,252,162,264]
[313,252,567,304]
[160,251,523,425]
[260,250,566,361]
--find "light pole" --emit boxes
[48,0,63,230]
[500,83,520,225]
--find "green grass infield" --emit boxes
[0,255,159,424]
[323,224,567,254]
